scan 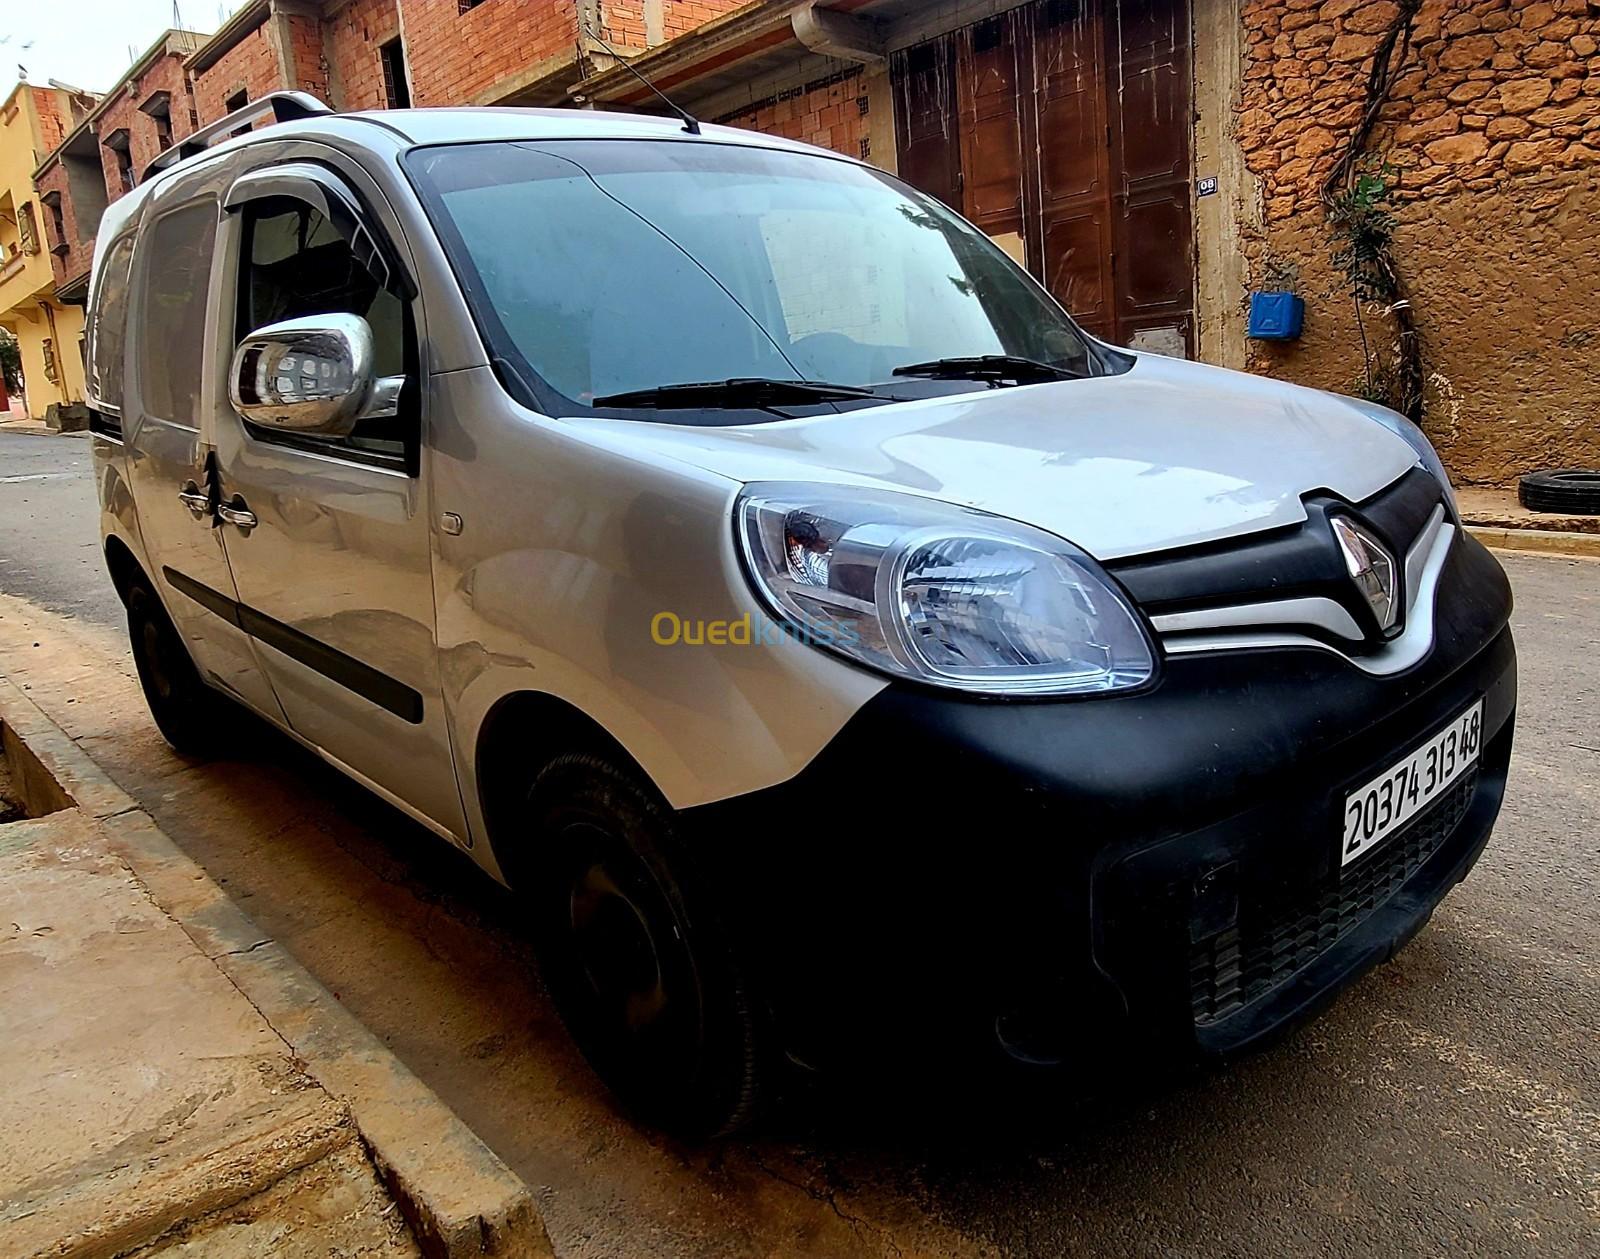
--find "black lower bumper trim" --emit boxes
[687,534,1517,1075]
[1190,767,1478,1029]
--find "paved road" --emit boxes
[0,431,121,627]
[2,428,1596,1257]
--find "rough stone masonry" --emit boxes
[1236,0,1600,486]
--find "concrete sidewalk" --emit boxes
[0,765,419,1256]
[1457,486,1599,536]
[0,416,73,439]
[1458,486,1600,558]
[0,682,551,1259]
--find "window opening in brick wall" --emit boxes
[103,129,134,195]
[380,37,412,109]
[17,202,39,255]
[141,91,174,152]
[226,90,249,138]
[42,193,66,255]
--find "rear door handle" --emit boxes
[216,495,257,531]
[177,482,211,518]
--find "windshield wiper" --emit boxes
[592,378,879,410]
[892,355,1083,384]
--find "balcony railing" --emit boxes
[0,251,25,287]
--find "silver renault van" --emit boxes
[88,94,1516,1137]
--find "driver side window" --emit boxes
[236,193,415,463]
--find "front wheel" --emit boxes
[126,580,224,755]
[522,754,771,1139]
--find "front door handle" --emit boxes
[216,495,257,531]
[177,481,211,518]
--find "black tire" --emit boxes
[1518,468,1600,515]
[522,753,769,1139]
[126,580,225,755]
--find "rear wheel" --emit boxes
[126,580,224,755]
[522,753,770,1139]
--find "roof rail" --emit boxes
[139,91,333,184]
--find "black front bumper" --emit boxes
[688,533,1517,1073]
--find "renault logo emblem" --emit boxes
[1331,517,1399,633]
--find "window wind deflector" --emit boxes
[591,378,880,410]
[892,355,1085,384]
[224,162,415,300]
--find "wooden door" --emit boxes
[1031,0,1116,341]
[956,12,1026,259]
[893,0,1195,356]
[1106,0,1194,356]
[890,38,962,213]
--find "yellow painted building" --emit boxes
[0,82,93,421]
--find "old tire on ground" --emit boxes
[1518,469,1600,515]
[523,753,769,1139]
[126,580,225,755]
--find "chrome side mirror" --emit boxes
[229,313,402,436]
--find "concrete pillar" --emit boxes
[1191,0,1257,371]
[864,62,897,175]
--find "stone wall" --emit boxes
[1237,0,1600,486]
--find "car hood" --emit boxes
[560,353,1422,561]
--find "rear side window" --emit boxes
[138,200,218,426]
[87,233,135,413]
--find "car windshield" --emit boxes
[405,138,1103,419]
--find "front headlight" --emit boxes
[737,484,1156,696]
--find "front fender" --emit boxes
[427,368,885,870]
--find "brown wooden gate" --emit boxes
[891,0,1195,356]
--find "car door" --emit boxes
[122,185,284,723]
[209,153,466,842]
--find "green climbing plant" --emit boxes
[0,329,21,396]
[1327,159,1400,306]
[1321,0,1425,424]
[1326,157,1421,413]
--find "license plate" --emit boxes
[1341,700,1484,868]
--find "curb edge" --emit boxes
[0,675,554,1259]
[1466,525,1600,559]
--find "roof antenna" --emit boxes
[577,16,701,135]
